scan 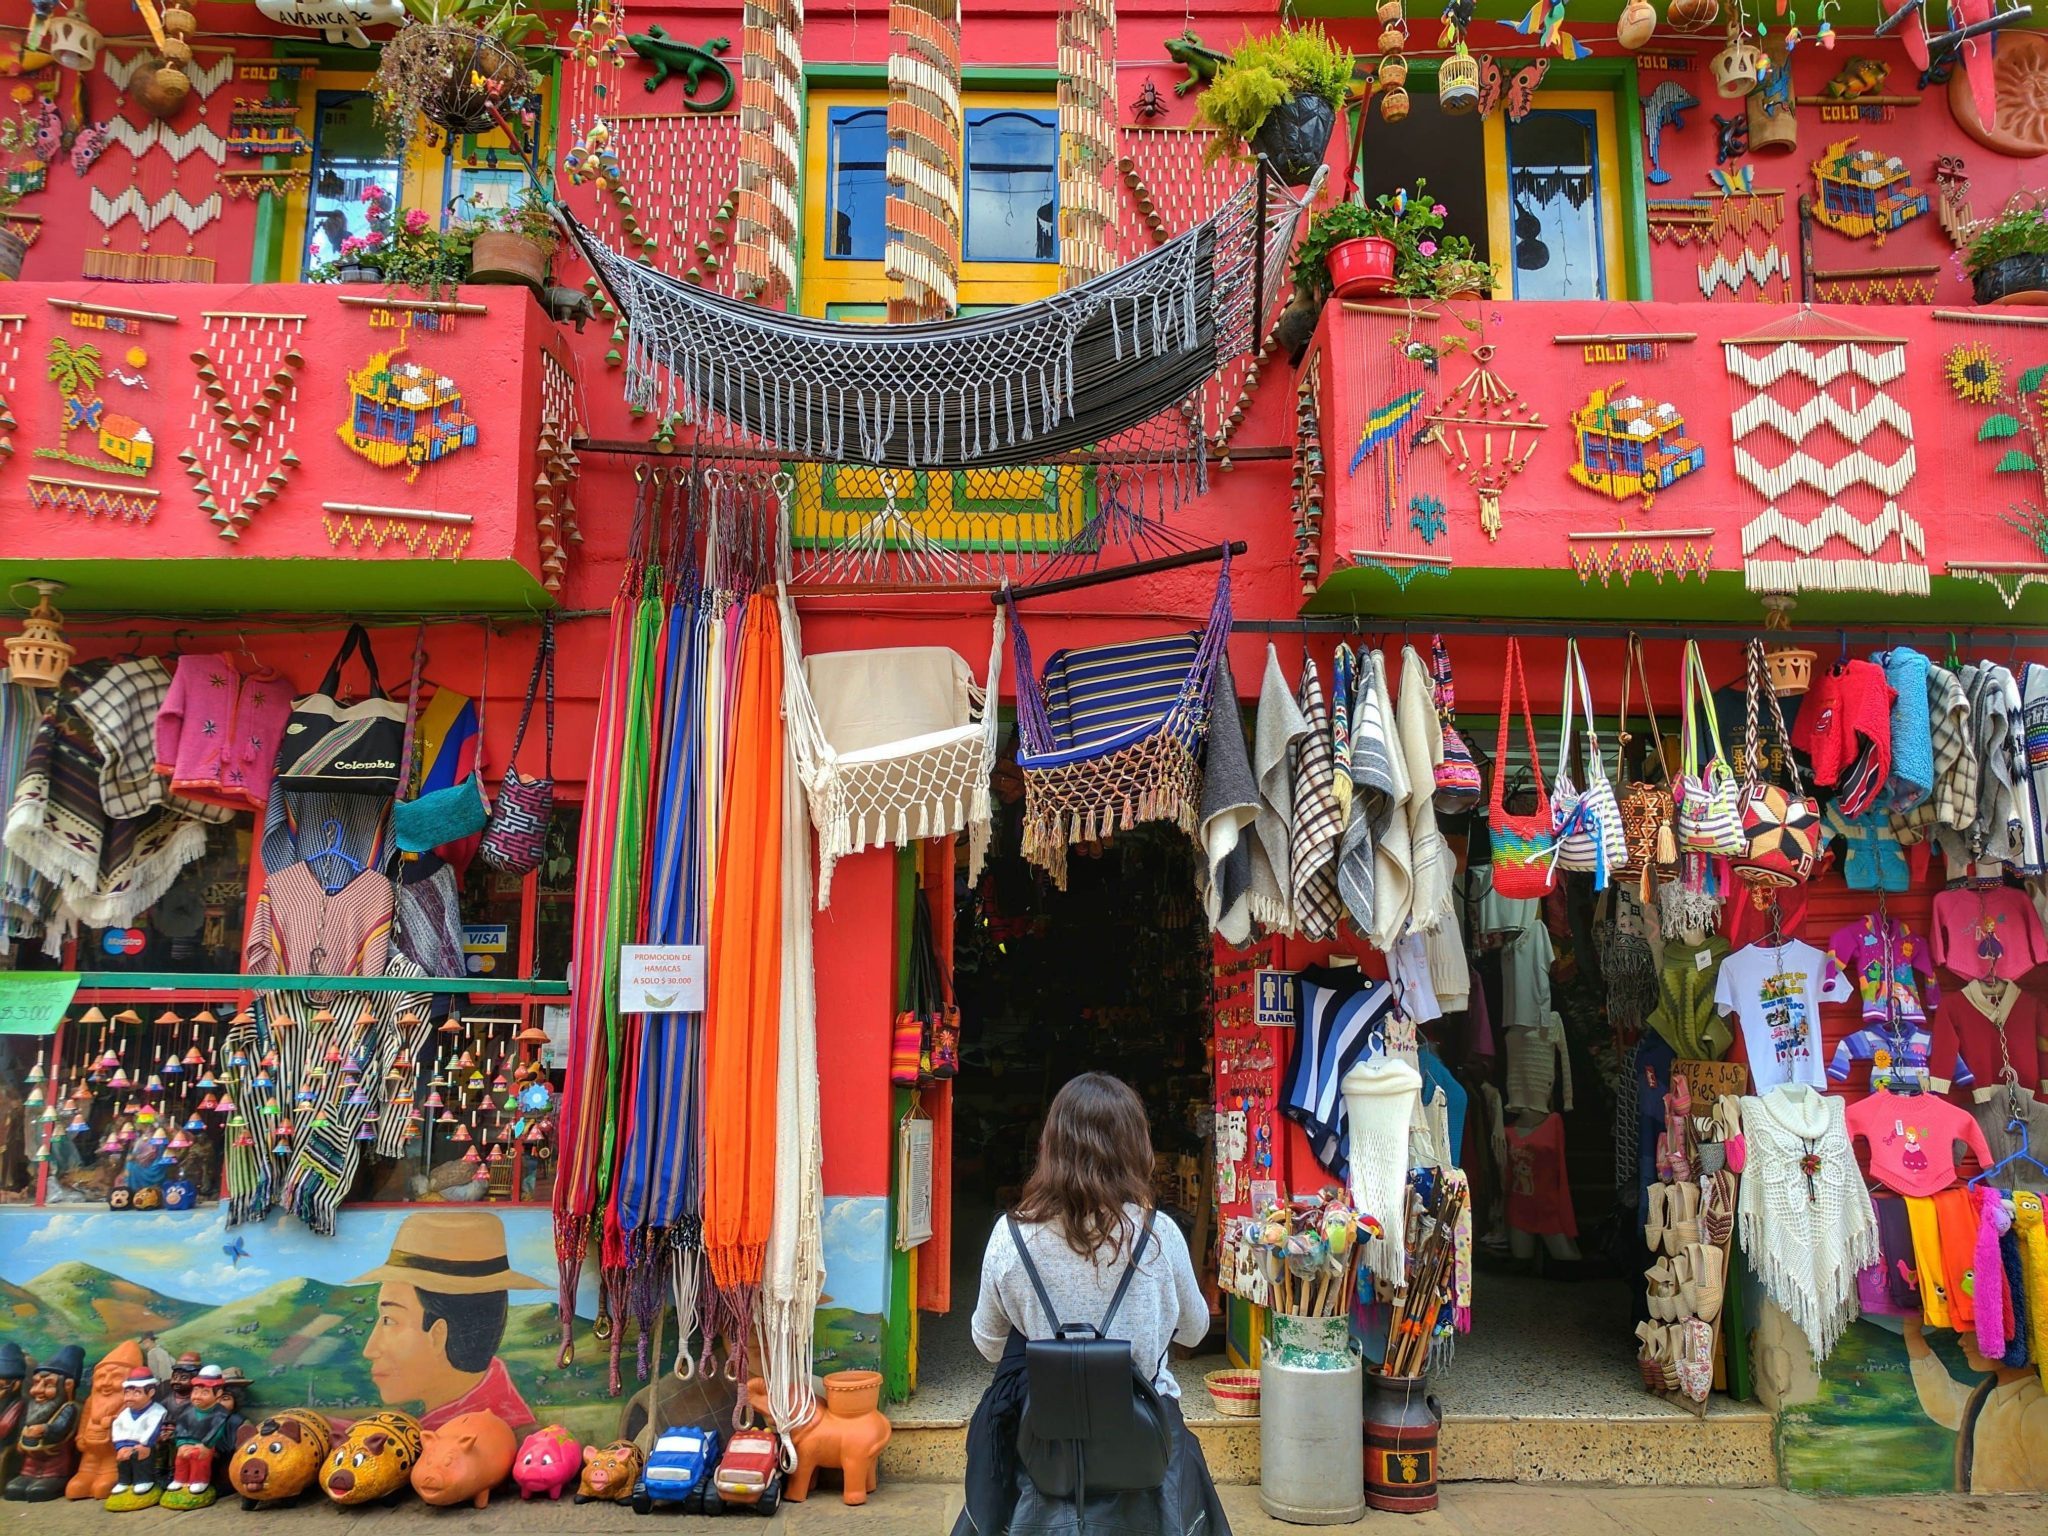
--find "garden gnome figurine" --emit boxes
[161,1365,239,1510]
[7,1345,84,1501]
[106,1372,169,1509]
[0,1342,27,1481]
[68,1339,144,1500]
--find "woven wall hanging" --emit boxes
[181,312,304,540]
[1566,528,1714,586]
[1946,346,2048,559]
[35,332,160,482]
[1724,318,1927,595]
[1422,343,1547,540]
[1807,137,1929,246]
[336,344,476,485]
[91,47,232,282]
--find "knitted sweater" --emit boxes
[1882,647,1934,811]
[1792,659,1894,791]
[153,654,292,815]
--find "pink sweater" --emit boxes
[153,654,293,814]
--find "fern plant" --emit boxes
[1196,24,1356,164]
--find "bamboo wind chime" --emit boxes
[731,0,801,303]
[1057,0,1117,287]
[885,0,963,321]
[1423,344,1547,540]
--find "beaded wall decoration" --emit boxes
[1724,321,1928,595]
[35,332,159,481]
[181,312,305,540]
[224,60,315,158]
[1292,350,1325,593]
[1566,528,1715,586]
[1944,345,2048,557]
[336,345,477,483]
[1809,263,1939,303]
[90,48,234,281]
[562,113,743,292]
[1421,343,1547,540]
[27,473,162,523]
[1933,155,1972,245]
[321,503,475,558]
[536,344,587,594]
[1651,183,1792,301]
[1565,381,1705,510]
[0,311,22,470]
[1807,137,1930,245]
[1643,80,1697,183]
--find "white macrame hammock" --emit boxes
[775,485,1004,905]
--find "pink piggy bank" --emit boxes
[410,1412,518,1509]
[512,1425,582,1501]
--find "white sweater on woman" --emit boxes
[970,1204,1211,1397]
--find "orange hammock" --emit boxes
[703,593,786,1291]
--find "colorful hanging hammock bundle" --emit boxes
[701,590,788,1374]
[1007,553,1232,885]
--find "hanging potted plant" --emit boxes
[373,0,547,141]
[468,186,558,292]
[1195,25,1357,185]
[1291,180,1448,305]
[1962,200,2048,305]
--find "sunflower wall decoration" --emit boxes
[1943,341,2048,556]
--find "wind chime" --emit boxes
[534,346,586,593]
[885,0,962,321]
[1057,0,1117,285]
[1293,350,1325,593]
[87,46,231,283]
[731,0,802,303]
[0,312,22,469]
[180,312,305,540]
[1422,344,1547,540]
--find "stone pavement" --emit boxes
[10,1485,2044,1536]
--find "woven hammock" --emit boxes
[1008,552,1231,885]
[561,167,1312,469]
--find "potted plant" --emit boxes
[1963,200,2048,305]
[373,0,547,141]
[1392,235,1497,301]
[468,186,558,291]
[1290,180,1448,304]
[1195,25,1356,184]
[308,187,478,292]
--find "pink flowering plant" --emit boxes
[1289,177,1463,304]
[309,183,478,289]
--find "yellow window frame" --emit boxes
[1482,89,1628,301]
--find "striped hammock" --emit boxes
[1008,554,1231,884]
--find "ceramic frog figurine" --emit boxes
[1164,31,1230,95]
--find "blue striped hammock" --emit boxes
[1007,556,1232,885]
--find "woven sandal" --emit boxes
[1661,1326,1683,1391]
[1674,1249,1698,1318]
[1636,1322,1664,1390]
[1702,1169,1736,1246]
[1647,1257,1678,1320]
[1667,1180,1702,1255]
[1645,1182,1669,1253]
[1675,1319,1714,1402]
[1688,1242,1725,1323]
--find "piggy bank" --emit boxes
[231,1411,335,1508]
[574,1439,643,1504]
[512,1425,580,1501]
[411,1412,515,1509]
[323,1412,422,1506]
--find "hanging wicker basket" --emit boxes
[385,23,534,138]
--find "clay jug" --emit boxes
[1362,1369,1442,1513]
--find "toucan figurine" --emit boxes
[1511,0,1593,58]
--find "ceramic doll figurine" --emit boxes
[106,1372,170,1509]
[0,1342,27,1484]
[161,1366,240,1510]
[166,1353,202,1409]
[6,1345,83,1501]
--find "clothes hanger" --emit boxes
[304,818,365,893]
[1969,1093,2048,1189]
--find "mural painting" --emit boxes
[814,1195,885,1375]
[0,1206,613,1443]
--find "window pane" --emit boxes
[1355,95,1489,255]
[965,108,1056,263]
[305,91,403,271]
[1506,110,1605,300]
[828,107,889,260]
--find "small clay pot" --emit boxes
[1617,0,1657,48]
[824,1371,884,1417]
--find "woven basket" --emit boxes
[1204,1368,1261,1417]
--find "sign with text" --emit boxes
[0,972,79,1036]
[618,945,706,1014]
[1254,968,1299,1027]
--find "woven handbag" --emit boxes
[274,623,408,796]
[1733,638,1823,888]
[1431,634,1483,813]
[480,613,557,875]
[1550,638,1627,888]
[1488,637,1557,899]
[1674,640,1744,857]
[1615,633,1676,890]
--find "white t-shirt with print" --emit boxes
[1713,938,1853,1091]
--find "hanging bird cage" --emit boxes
[1438,48,1481,114]
[5,581,75,688]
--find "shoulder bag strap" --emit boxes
[1099,1211,1158,1335]
[1555,638,1581,791]
[1006,1215,1068,1334]
[329,622,390,701]
[1631,636,1670,783]
[1690,642,1729,767]
[1491,639,1518,817]
[1744,639,1764,791]
[540,612,556,778]
[1511,639,1551,818]
[1615,638,1634,784]
[507,614,554,773]
[1573,641,1603,773]
[1750,639,1805,795]
[1680,641,1701,781]
[397,625,427,804]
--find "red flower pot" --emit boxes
[1327,236,1398,298]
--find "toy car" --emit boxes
[709,1428,784,1515]
[632,1427,723,1515]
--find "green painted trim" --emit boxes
[0,558,555,616]
[73,972,568,995]
[1612,67,1652,299]
[883,849,919,1403]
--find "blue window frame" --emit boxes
[964,108,1057,263]
[1505,109,1606,301]
[825,106,889,260]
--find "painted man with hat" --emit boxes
[160,1365,240,1510]
[5,1344,82,1501]
[107,1369,170,1506]
[354,1211,548,1434]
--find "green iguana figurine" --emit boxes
[1164,31,1229,96]
[627,27,736,112]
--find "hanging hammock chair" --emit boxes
[1006,550,1232,886]
[558,167,1318,471]
[772,475,1005,904]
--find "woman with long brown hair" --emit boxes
[956,1073,1227,1535]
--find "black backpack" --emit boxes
[1008,1211,1175,1501]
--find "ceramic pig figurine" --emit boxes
[229,1411,333,1508]
[323,1412,422,1506]
[512,1425,580,1501]
[411,1412,516,1509]
[574,1439,643,1503]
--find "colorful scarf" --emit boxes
[0,669,54,949]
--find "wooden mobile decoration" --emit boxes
[1420,343,1548,540]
